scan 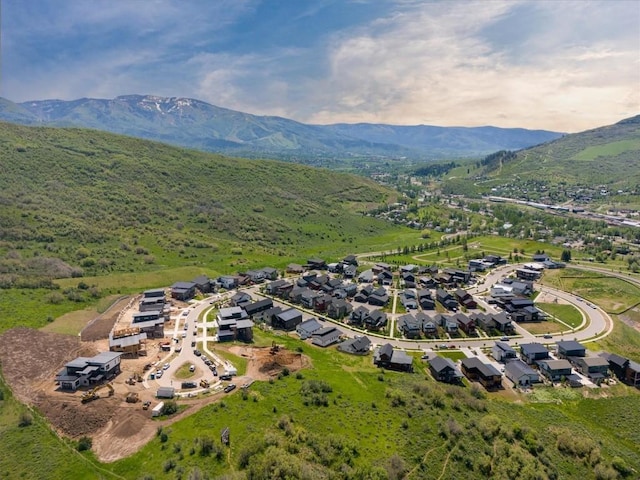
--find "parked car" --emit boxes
[543,334,552,339]
[191,341,196,347]
[223,384,236,393]
[194,349,201,356]
[163,363,170,370]
[500,337,510,341]
[189,365,195,372]
[155,371,163,379]
[219,374,232,381]
[181,381,197,389]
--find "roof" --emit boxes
[171,281,196,289]
[338,335,371,353]
[235,319,255,329]
[313,327,342,338]
[277,308,302,321]
[157,387,175,398]
[109,332,147,348]
[429,356,456,373]
[520,343,548,355]
[557,340,585,351]
[579,357,609,367]
[297,318,322,333]
[505,359,537,378]
[461,357,501,377]
[494,341,516,353]
[391,350,413,365]
[132,319,165,329]
[541,359,572,370]
[90,351,123,364]
[378,343,393,358]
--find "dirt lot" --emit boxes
[0,324,311,462]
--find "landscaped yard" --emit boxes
[536,302,584,328]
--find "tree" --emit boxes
[561,249,572,262]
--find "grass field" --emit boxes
[518,320,563,335]
[541,269,640,314]
[536,303,584,329]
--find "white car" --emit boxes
[155,370,163,378]
[163,363,170,370]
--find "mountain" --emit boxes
[0,121,402,278]
[0,95,562,163]
[475,114,640,189]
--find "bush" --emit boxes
[18,412,32,427]
[163,459,176,472]
[161,400,178,416]
[77,436,93,451]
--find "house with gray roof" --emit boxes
[520,343,550,364]
[274,308,303,331]
[311,327,343,348]
[429,356,462,383]
[492,341,517,363]
[538,359,573,382]
[504,359,540,387]
[338,336,371,355]
[297,318,323,340]
[461,357,502,389]
[604,353,640,387]
[56,352,122,390]
[373,343,413,372]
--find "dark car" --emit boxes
[191,341,196,347]
[181,381,197,389]
[219,374,232,381]
[194,349,201,356]
[223,384,236,393]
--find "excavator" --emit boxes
[81,382,114,403]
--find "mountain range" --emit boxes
[0,95,563,163]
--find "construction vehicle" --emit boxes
[126,377,136,385]
[126,392,139,403]
[270,341,280,355]
[199,379,210,388]
[81,383,114,403]
[142,401,151,410]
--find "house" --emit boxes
[434,314,458,334]
[109,329,147,357]
[397,314,422,339]
[311,327,343,347]
[374,343,413,372]
[538,359,573,382]
[343,264,357,278]
[373,262,392,273]
[139,296,166,312]
[296,318,323,340]
[402,272,416,288]
[274,308,303,331]
[243,298,274,318]
[484,254,506,266]
[286,263,304,274]
[259,306,283,325]
[217,307,254,342]
[419,312,438,336]
[492,341,517,363]
[307,258,327,270]
[453,313,476,335]
[556,340,586,359]
[400,293,418,310]
[364,310,387,330]
[130,318,164,339]
[443,268,472,284]
[55,352,122,390]
[132,310,164,324]
[261,267,279,281]
[218,275,239,290]
[417,289,435,310]
[358,269,375,283]
[171,281,197,301]
[454,289,477,309]
[309,274,330,290]
[572,357,609,384]
[460,357,503,389]
[300,289,321,309]
[327,298,352,319]
[343,254,358,266]
[265,279,290,295]
[520,343,550,365]
[436,288,458,311]
[350,306,369,326]
[468,259,487,272]
[504,359,540,386]
[143,288,165,299]
[605,353,640,386]
[510,306,541,323]
[312,294,333,313]
[532,253,549,262]
[515,268,541,281]
[244,269,266,284]
[429,356,462,383]
[230,291,252,307]
[338,336,371,355]
[368,292,389,306]
[192,275,212,293]
[377,270,393,286]
[418,276,438,289]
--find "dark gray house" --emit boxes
[429,356,462,383]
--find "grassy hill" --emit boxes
[0,121,408,276]
[467,115,640,192]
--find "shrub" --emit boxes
[161,400,178,416]
[77,436,93,451]
[163,459,176,472]
[18,412,32,427]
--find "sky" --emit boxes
[1,0,639,132]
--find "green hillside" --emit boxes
[0,121,406,281]
[477,115,640,189]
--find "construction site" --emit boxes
[0,293,309,462]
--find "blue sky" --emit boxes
[2,0,639,132]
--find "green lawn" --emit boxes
[536,303,584,329]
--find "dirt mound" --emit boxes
[228,345,310,381]
[0,327,96,403]
[81,295,132,341]
[35,393,119,437]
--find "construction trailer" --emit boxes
[151,402,164,417]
